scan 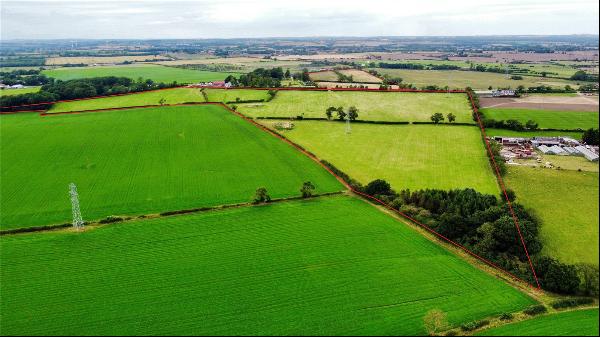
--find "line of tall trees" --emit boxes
[1,76,179,111]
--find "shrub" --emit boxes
[364,179,394,197]
[523,304,547,316]
[551,298,594,309]
[460,320,489,332]
[253,187,271,204]
[499,312,513,321]
[99,215,124,224]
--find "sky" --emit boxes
[1,0,599,39]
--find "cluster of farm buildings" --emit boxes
[493,135,600,162]
[0,84,26,90]
[189,81,232,88]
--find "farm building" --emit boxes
[532,137,561,147]
[492,89,517,97]
[575,146,600,162]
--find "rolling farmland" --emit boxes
[475,309,599,336]
[481,107,599,130]
[505,166,599,265]
[239,90,474,123]
[274,121,499,195]
[0,105,342,230]
[0,195,535,335]
[42,64,242,84]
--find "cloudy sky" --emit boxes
[1,0,598,39]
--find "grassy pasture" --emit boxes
[239,90,473,123]
[475,309,599,336]
[0,86,41,96]
[203,88,271,102]
[310,69,381,83]
[48,87,205,112]
[484,128,584,139]
[505,166,599,265]
[0,195,535,335]
[481,108,599,130]
[45,55,172,65]
[274,121,499,195]
[373,68,579,90]
[0,105,342,230]
[42,64,241,84]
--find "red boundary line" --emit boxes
[467,91,542,290]
[34,100,542,290]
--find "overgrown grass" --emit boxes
[0,195,535,335]
[505,166,599,265]
[0,105,343,230]
[273,121,499,194]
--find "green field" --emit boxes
[0,195,535,335]
[0,106,342,230]
[204,88,271,102]
[42,64,242,84]
[239,90,473,123]
[505,166,599,265]
[475,309,599,336]
[484,128,584,139]
[482,108,599,130]
[275,121,499,194]
[0,86,41,96]
[373,68,579,90]
[48,88,205,112]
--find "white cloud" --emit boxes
[1,0,598,39]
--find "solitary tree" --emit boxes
[430,112,445,124]
[158,98,166,105]
[336,106,347,121]
[348,106,359,121]
[253,187,271,204]
[325,106,336,120]
[300,181,315,198]
[525,120,539,130]
[423,309,449,335]
[446,113,456,123]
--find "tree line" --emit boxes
[357,180,598,296]
[1,76,179,111]
[0,69,51,86]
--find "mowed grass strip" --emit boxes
[474,309,599,336]
[481,107,599,130]
[0,195,535,335]
[505,166,599,265]
[48,87,205,113]
[42,64,242,84]
[0,106,342,230]
[239,90,473,123]
[276,121,499,194]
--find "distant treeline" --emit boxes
[225,67,310,87]
[1,76,179,111]
[0,56,46,67]
[0,69,51,86]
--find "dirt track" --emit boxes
[480,94,599,112]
